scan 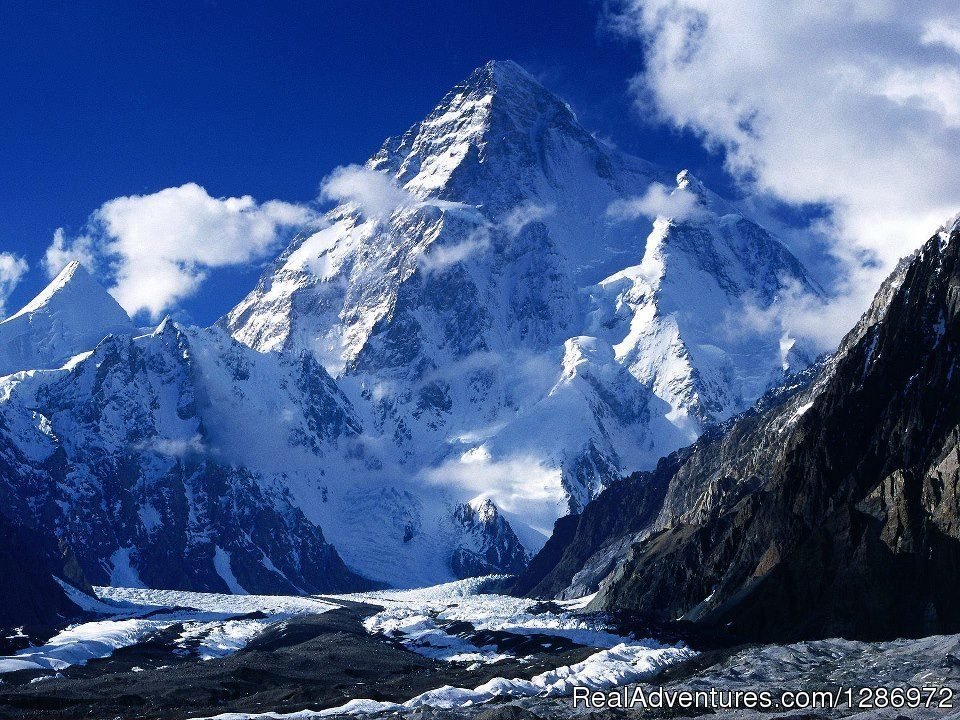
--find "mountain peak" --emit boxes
[465,59,574,124]
[939,211,960,241]
[152,315,175,335]
[10,260,95,319]
[0,262,133,375]
[468,59,541,93]
[367,59,595,199]
[675,169,706,197]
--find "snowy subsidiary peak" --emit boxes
[0,260,133,376]
[0,320,375,595]
[528,215,960,642]
[674,169,704,195]
[8,260,122,321]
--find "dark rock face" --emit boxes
[599,224,960,641]
[512,359,830,603]
[0,512,90,632]
[523,222,960,643]
[511,455,681,599]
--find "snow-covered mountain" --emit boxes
[0,261,133,376]
[225,60,821,540]
[0,267,529,591]
[0,60,822,592]
[0,316,372,593]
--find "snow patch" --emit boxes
[0,586,339,676]
[109,547,146,589]
[188,642,692,718]
[97,586,338,616]
[213,546,248,595]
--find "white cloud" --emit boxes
[422,449,565,536]
[606,182,703,222]
[140,434,209,458]
[923,18,960,54]
[320,164,416,219]
[0,253,28,318]
[418,202,555,274]
[611,0,960,335]
[48,183,316,318]
[733,276,874,352]
[500,202,554,237]
[43,228,97,278]
[419,227,491,273]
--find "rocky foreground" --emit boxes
[0,581,957,720]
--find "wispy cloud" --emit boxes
[922,17,960,55]
[138,434,209,458]
[501,202,554,237]
[606,182,703,222]
[0,253,29,318]
[731,276,872,353]
[43,229,96,279]
[418,202,555,274]
[418,226,492,273]
[421,449,565,536]
[320,164,417,220]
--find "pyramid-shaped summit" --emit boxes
[368,59,664,205]
[0,260,133,376]
[459,59,569,119]
[225,60,667,362]
[223,57,823,560]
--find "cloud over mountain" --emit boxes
[45,183,317,318]
[611,0,960,331]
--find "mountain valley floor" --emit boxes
[0,578,957,719]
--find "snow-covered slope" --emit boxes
[0,317,375,594]
[0,261,133,376]
[0,272,529,590]
[224,60,821,543]
[587,171,821,433]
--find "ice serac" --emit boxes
[223,60,822,579]
[0,261,134,376]
[521,215,960,642]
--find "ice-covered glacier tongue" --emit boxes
[0,260,134,376]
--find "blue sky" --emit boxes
[1,0,729,324]
[4,1,957,340]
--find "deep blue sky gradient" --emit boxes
[1,0,734,324]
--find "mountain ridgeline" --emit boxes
[1,60,946,638]
[518,217,960,642]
